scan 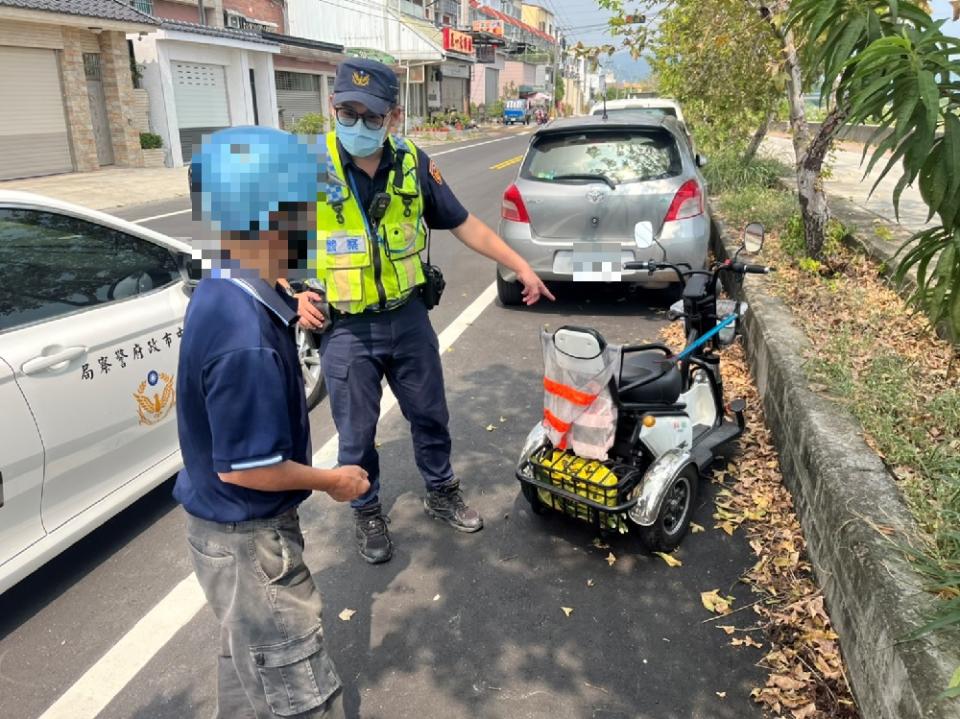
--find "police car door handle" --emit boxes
[21,346,88,376]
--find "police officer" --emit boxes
[176,126,369,718]
[293,58,554,564]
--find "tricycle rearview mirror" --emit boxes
[743,222,765,254]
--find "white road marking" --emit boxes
[37,576,206,719]
[431,132,531,157]
[126,134,529,225]
[36,283,499,719]
[130,208,191,224]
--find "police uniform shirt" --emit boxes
[173,278,311,522]
[339,141,469,230]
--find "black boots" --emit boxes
[423,483,484,533]
[354,506,392,564]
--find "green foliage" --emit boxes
[701,151,791,195]
[717,186,797,235]
[290,113,327,135]
[648,0,785,157]
[489,99,505,118]
[789,0,960,344]
[139,132,162,150]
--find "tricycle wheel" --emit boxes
[520,482,549,516]
[638,466,698,552]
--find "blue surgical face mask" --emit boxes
[335,119,389,158]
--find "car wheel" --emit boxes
[497,271,524,306]
[296,327,325,410]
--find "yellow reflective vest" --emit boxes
[314,131,428,314]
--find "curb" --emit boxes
[712,219,960,719]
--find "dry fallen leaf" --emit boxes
[606,552,617,566]
[717,625,736,635]
[338,608,356,621]
[592,537,610,549]
[485,424,496,432]
[432,594,440,601]
[561,606,574,617]
[586,579,596,587]
[792,703,817,719]
[701,589,734,615]
[716,691,727,699]
[499,416,506,423]
[654,551,682,568]
[690,522,705,533]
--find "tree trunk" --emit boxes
[797,105,848,259]
[742,111,774,164]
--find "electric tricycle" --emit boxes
[515,223,773,551]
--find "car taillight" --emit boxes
[663,179,703,222]
[502,183,530,224]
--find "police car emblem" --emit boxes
[134,371,175,426]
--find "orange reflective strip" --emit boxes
[543,377,598,406]
[543,408,571,433]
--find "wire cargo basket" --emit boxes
[528,447,637,531]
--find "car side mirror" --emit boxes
[695,154,708,168]
[743,223,765,254]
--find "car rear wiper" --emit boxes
[551,173,616,189]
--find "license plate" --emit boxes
[554,244,631,281]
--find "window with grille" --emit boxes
[276,71,321,92]
[83,53,101,81]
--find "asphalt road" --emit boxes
[0,132,766,719]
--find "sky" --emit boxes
[545,0,959,57]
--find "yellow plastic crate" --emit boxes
[533,450,624,530]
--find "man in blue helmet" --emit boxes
[175,126,368,719]
[288,58,554,565]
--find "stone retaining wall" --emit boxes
[712,220,960,719]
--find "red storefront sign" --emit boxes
[443,27,474,55]
[472,19,504,37]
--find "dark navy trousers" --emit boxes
[318,297,455,509]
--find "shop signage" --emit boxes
[442,27,474,55]
[472,19,504,36]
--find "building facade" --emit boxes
[0,0,157,180]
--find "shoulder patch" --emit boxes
[429,159,443,186]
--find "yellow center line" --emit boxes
[489,155,523,170]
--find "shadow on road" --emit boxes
[0,477,178,641]
[304,357,764,719]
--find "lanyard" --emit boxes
[346,170,379,244]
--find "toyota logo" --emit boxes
[586,189,608,204]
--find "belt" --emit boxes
[330,288,420,320]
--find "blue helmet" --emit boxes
[191,126,321,233]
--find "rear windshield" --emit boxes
[522,130,682,185]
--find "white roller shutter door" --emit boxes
[172,61,229,163]
[0,47,72,180]
[276,71,323,130]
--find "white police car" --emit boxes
[0,191,197,593]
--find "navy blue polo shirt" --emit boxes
[339,140,469,230]
[173,277,311,522]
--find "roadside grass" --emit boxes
[707,169,960,679]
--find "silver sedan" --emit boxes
[496,114,711,304]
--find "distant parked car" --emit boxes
[496,114,711,305]
[590,97,694,149]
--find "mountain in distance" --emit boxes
[599,50,652,82]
